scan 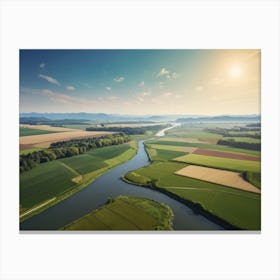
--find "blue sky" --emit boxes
[20,49,260,115]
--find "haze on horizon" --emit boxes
[20,49,261,116]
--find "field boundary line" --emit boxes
[20,197,56,218]
[59,161,80,177]
[164,186,260,200]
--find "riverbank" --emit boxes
[121,175,238,230]
[21,138,221,230]
[20,143,138,223]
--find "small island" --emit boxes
[63,196,174,230]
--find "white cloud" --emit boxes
[38,89,96,106]
[138,81,145,87]
[39,63,45,69]
[158,68,178,80]
[113,76,125,83]
[66,85,75,91]
[38,74,60,85]
[158,67,169,77]
[105,86,112,91]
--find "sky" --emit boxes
[20,49,260,115]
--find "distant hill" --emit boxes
[176,115,261,123]
[19,113,261,124]
[20,117,91,126]
[20,112,113,121]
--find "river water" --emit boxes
[20,127,223,230]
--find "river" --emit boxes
[20,126,222,230]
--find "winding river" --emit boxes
[20,126,222,230]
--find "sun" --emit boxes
[230,65,241,78]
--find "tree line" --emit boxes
[205,127,261,139]
[217,139,261,151]
[20,134,130,173]
[86,124,167,135]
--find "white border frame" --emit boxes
[1,1,279,279]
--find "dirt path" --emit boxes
[20,197,56,218]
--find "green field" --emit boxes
[145,144,186,161]
[165,126,222,139]
[64,196,173,230]
[174,154,260,173]
[147,140,260,156]
[86,144,130,159]
[149,144,188,152]
[124,161,260,230]
[20,143,136,219]
[59,154,108,174]
[20,127,58,136]
[20,160,78,209]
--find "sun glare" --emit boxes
[230,65,241,78]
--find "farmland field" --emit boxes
[20,130,114,150]
[192,148,260,161]
[146,140,261,156]
[59,154,108,174]
[147,148,186,161]
[64,196,173,230]
[123,123,261,230]
[165,126,222,139]
[124,161,261,230]
[20,160,78,210]
[20,124,74,132]
[148,143,197,153]
[20,143,136,220]
[173,153,260,173]
[175,165,260,193]
[20,127,58,136]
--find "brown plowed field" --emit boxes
[193,148,260,161]
[175,165,261,194]
[20,131,114,150]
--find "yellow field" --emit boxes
[20,124,75,132]
[150,144,197,153]
[175,165,261,194]
[20,130,114,150]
